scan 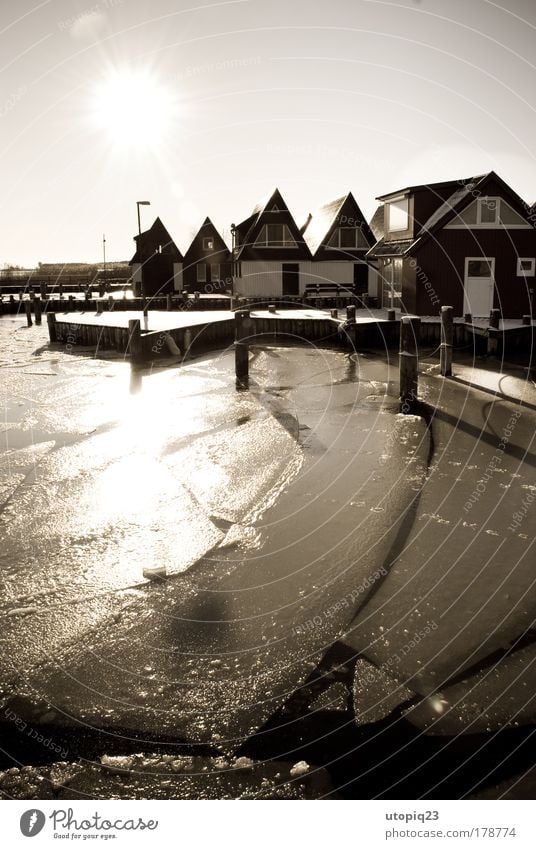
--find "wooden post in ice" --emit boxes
[166,294,172,311]
[399,316,420,412]
[34,296,42,325]
[47,312,57,342]
[487,308,500,355]
[346,304,357,350]
[440,305,453,376]
[183,327,192,360]
[24,300,32,327]
[235,309,252,389]
[128,319,142,361]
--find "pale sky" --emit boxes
[1,0,535,265]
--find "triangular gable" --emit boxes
[130,217,183,264]
[235,189,312,260]
[445,196,532,228]
[303,192,374,257]
[183,217,230,263]
[408,171,535,254]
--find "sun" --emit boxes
[91,68,178,150]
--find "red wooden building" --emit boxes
[367,172,536,317]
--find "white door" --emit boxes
[464,257,495,317]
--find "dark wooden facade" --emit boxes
[129,217,182,297]
[368,172,536,317]
[182,217,232,293]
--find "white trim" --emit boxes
[517,257,535,277]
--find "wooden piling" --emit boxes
[34,296,42,325]
[387,308,396,321]
[235,309,253,388]
[464,312,472,324]
[166,294,172,311]
[440,305,453,376]
[183,328,192,359]
[522,314,532,326]
[487,309,501,355]
[24,300,32,327]
[399,316,420,411]
[128,319,142,361]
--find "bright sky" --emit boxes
[1,0,535,265]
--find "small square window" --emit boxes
[203,238,214,251]
[517,257,535,276]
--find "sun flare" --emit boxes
[92,68,178,149]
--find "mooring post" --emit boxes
[40,282,47,300]
[268,304,276,313]
[47,312,57,342]
[128,319,142,361]
[194,291,200,304]
[387,308,396,321]
[166,294,172,311]
[464,312,472,324]
[440,305,453,377]
[487,308,501,355]
[24,300,32,327]
[522,314,532,326]
[345,304,357,350]
[96,300,103,315]
[399,315,420,412]
[183,327,192,359]
[108,295,114,311]
[34,296,42,325]
[235,309,252,388]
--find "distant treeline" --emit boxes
[0,261,132,283]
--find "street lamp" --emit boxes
[136,200,150,313]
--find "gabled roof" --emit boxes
[130,217,183,264]
[234,188,312,260]
[183,216,230,262]
[375,174,486,202]
[369,205,385,241]
[367,171,535,259]
[302,192,375,256]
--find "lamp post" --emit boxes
[102,233,106,292]
[136,200,150,313]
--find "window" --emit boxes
[254,223,297,247]
[196,263,207,282]
[327,227,367,249]
[387,197,409,232]
[467,259,493,277]
[477,197,499,224]
[203,237,214,251]
[517,257,535,277]
[210,263,220,281]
